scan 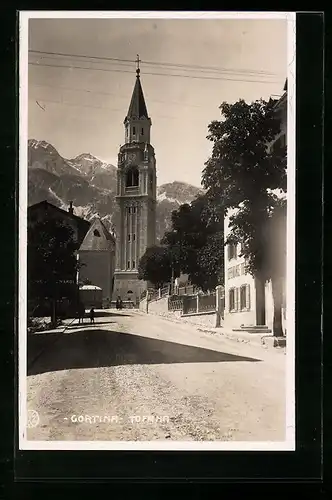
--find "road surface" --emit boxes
[26,309,286,442]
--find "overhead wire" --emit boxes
[29,83,207,109]
[28,61,281,84]
[28,49,278,77]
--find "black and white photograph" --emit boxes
[19,11,296,450]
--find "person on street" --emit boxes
[78,302,85,324]
[89,307,95,324]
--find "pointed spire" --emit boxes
[136,54,141,78]
[125,56,149,120]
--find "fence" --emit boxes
[168,295,185,311]
[183,295,199,315]
[198,292,216,313]
[178,284,196,296]
[140,283,224,319]
[173,291,217,315]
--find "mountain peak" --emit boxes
[28,139,202,241]
[73,152,98,162]
[28,139,58,154]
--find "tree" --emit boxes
[202,98,287,335]
[138,245,178,289]
[28,218,80,325]
[161,194,224,291]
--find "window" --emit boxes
[128,207,131,214]
[133,126,136,135]
[126,167,139,187]
[132,260,136,268]
[93,229,101,237]
[132,207,136,214]
[240,285,247,310]
[141,128,144,135]
[229,288,235,311]
[128,234,131,241]
[127,261,130,269]
[240,284,250,310]
[133,234,136,241]
[228,243,237,260]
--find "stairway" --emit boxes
[232,325,272,334]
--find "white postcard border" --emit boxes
[19,10,296,452]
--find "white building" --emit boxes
[223,82,287,335]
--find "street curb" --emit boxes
[136,309,285,352]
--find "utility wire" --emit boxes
[28,49,279,77]
[29,96,204,121]
[28,61,281,84]
[31,54,279,80]
[29,83,206,109]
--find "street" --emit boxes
[26,309,286,442]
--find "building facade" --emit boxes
[78,217,115,304]
[223,83,287,334]
[112,65,157,303]
[223,224,256,329]
[28,200,90,248]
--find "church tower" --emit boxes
[112,57,157,304]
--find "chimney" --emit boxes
[68,201,74,215]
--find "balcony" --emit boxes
[125,185,140,195]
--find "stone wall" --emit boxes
[139,295,220,329]
[181,312,218,329]
[147,297,169,314]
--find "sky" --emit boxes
[27,15,287,188]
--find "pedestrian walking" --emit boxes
[78,302,85,324]
[89,307,95,324]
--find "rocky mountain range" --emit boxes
[28,139,203,241]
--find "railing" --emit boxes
[169,291,218,315]
[161,285,170,298]
[182,295,198,315]
[178,285,196,296]
[198,292,216,313]
[168,295,184,311]
[148,289,159,302]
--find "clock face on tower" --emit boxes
[127,152,137,165]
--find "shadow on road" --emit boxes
[27,327,261,376]
[65,321,116,328]
[83,310,132,318]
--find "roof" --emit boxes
[28,200,89,225]
[28,200,90,247]
[125,74,149,121]
[79,217,115,251]
[274,91,287,111]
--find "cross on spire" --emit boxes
[136,54,141,77]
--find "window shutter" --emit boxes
[235,287,240,311]
[229,289,234,311]
[246,285,250,310]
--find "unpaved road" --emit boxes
[26,309,286,442]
